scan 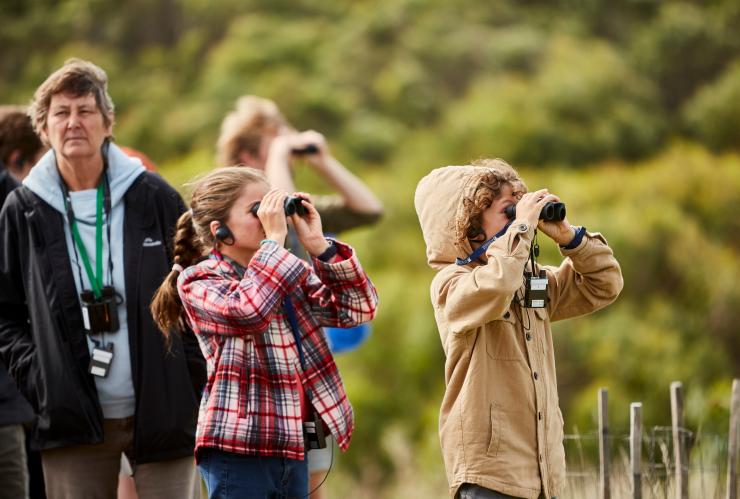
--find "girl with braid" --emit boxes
[150,166,378,499]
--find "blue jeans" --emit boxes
[198,448,308,499]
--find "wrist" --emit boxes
[265,232,287,246]
[555,225,577,246]
[305,237,330,257]
[561,226,586,249]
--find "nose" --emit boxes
[66,111,81,129]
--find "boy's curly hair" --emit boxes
[456,158,527,245]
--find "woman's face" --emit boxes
[45,92,112,163]
[221,181,270,258]
[480,184,519,240]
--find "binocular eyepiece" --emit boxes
[504,202,566,222]
[250,196,309,217]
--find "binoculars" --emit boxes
[292,144,319,155]
[250,196,309,217]
[504,202,566,222]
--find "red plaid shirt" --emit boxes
[178,240,377,460]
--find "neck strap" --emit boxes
[455,221,512,266]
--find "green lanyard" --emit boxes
[65,181,105,299]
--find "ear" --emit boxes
[104,114,114,138]
[209,220,220,239]
[7,150,24,169]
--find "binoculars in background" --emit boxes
[250,196,309,217]
[504,202,566,222]
[291,144,319,155]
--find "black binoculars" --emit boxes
[504,202,566,222]
[250,196,309,217]
[80,286,120,334]
[292,144,319,155]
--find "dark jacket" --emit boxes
[0,168,34,428]
[0,168,19,210]
[0,172,206,463]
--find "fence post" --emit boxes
[599,388,610,499]
[671,381,688,499]
[631,402,642,499]
[727,379,739,499]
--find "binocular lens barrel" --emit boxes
[250,196,308,217]
[504,202,566,222]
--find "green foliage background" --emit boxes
[3,0,739,495]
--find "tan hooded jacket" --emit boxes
[414,166,623,498]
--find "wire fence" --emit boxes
[562,427,731,499]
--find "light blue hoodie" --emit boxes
[23,143,146,418]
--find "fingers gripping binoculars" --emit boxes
[250,196,309,217]
[504,202,566,222]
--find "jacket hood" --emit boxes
[414,165,494,270]
[23,142,146,219]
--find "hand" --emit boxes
[289,192,328,256]
[292,130,330,169]
[256,188,289,245]
[535,193,575,245]
[515,189,554,228]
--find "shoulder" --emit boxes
[128,172,185,212]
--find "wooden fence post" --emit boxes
[727,379,739,499]
[671,381,688,499]
[631,402,642,499]
[599,388,610,499]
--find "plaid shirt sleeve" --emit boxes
[179,243,310,335]
[305,239,378,328]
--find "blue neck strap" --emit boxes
[455,221,512,266]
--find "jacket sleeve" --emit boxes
[304,240,378,328]
[179,244,311,335]
[432,222,533,336]
[545,231,624,322]
[0,194,37,404]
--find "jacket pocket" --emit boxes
[487,403,502,457]
[485,312,522,361]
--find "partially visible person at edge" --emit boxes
[414,159,623,499]
[0,105,46,204]
[150,166,378,498]
[218,95,383,498]
[0,106,45,499]
[0,59,206,499]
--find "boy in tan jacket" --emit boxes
[414,159,623,499]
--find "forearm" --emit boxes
[264,145,296,193]
[315,157,383,214]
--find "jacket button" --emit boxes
[538,411,542,420]
[533,372,539,380]
[526,333,532,341]
[503,311,510,319]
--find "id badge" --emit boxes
[89,343,114,377]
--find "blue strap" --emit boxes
[283,296,306,369]
[561,226,587,250]
[455,222,512,266]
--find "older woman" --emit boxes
[0,59,205,499]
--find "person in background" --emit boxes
[0,58,205,499]
[0,104,47,499]
[414,159,623,499]
[150,166,378,498]
[217,95,382,236]
[218,96,383,497]
[0,105,46,203]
